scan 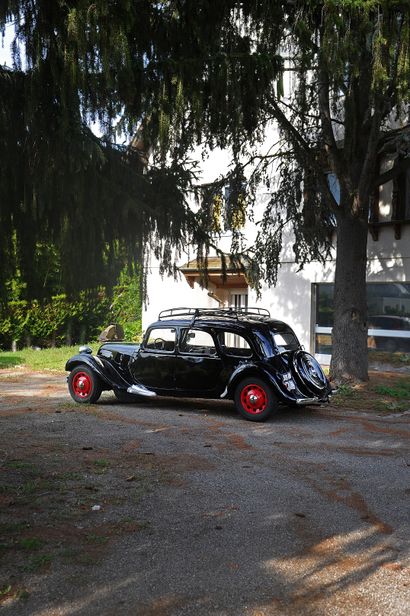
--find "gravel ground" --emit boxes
[0,368,409,616]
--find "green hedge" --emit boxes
[0,272,141,350]
[0,290,109,349]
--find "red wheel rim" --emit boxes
[72,372,93,399]
[240,384,267,415]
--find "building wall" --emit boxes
[142,125,410,358]
[143,224,410,355]
[142,268,216,332]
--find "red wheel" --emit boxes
[234,377,277,422]
[240,383,267,414]
[68,365,102,403]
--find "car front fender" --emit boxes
[65,354,131,389]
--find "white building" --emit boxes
[142,139,410,365]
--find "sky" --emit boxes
[0,22,106,139]
[0,23,15,66]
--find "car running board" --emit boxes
[295,397,319,405]
[127,384,157,398]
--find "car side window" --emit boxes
[218,331,253,358]
[180,329,216,355]
[145,328,176,352]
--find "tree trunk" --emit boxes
[65,319,72,346]
[330,214,369,383]
[80,325,86,344]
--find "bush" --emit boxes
[0,289,113,350]
[109,269,142,342]
[0,267,142,351]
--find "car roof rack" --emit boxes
[158,307,271,321]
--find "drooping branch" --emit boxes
[268,99,339,213]
[318,63,349,200]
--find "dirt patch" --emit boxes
[224,433,254,450]
[154,453,216,473]
[358,419,410,439]
[334,446,398,458]
[0,432,166,607]
[0,368,409,615]
[121,439,142,453]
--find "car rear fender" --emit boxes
[222,363,320,404]
[65,354,131,390]
[222,363,286,400]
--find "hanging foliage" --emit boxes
[0,1,283,299]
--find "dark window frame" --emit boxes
[314,281,410,355]
[369,155,410,240]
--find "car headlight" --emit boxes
[79,346,92,354]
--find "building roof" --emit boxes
[179,257,248,289]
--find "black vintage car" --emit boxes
[66,307,332,422]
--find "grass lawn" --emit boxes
[330,372,410,413]
[0,343,99,372]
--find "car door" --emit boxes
[129,326,178,391]
[215,328,257,375]
[175,328,225,394]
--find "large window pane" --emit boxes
[315,283,410,355]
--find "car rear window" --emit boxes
[272,331,299,352]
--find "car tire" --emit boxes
[68,365,102,403]
[292,351,328,396]
[234,377,277,422]
[113,389,140,403]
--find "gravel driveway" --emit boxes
[0,369,409,615]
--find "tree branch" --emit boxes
[385,13,405,101]
[278,98,344,126]
[358,102,384,204]
[317,60,347,197]
[267,99,339,213]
